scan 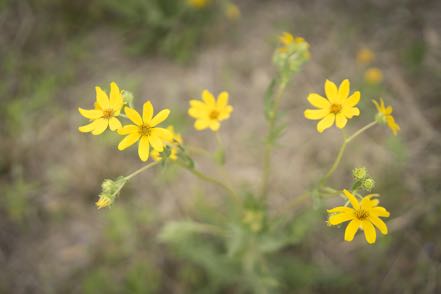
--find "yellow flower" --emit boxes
[364,67,383,84]
[188,90,233,132]
[278,32,308,53]
[357,48,375,65]
[372,98,400,135]
[117,101,172,162]
[151,126,183,161]
[187,0,209,8]
[78,82,124,135]
[327,189,390,244]
[304,79,361,133]
[242,210,263,233]
[96,196,112,209]
[225,3,240,20]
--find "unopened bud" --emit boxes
[352,167,368,180]
[361,178,375,192]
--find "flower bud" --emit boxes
[352,167,368,180]
[361,178,375,192]
[121,90,134,106]
[96,177,127,209]
[96,195,113,209]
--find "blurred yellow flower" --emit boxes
[278,32,308,53]
[372,98,400,135]
[151,126,183,161]
[225,3,240,20]
[117,101,172,162]
[357,48,375,65]
[188,90,233,132]
[96,196,112,209]
[78,82,123,135]
[304,79,360,133]
[364,67,383,84]
[327,189,390,244]
[242,210,263,233]
[187,0,209,8]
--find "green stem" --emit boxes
[125,161,160,181]
[261,78,288,200]
[321,121,377,183]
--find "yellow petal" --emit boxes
[341,106,360,118]
[109,82,123,109]
[95,86,110,109]
[79,120,99,133]
[78,108,102,120]
[325,79,338,103]
[304,109,329,120]
[335,113,348,129]
[362,220,376,244]
[194,119,210,130]
[346,91,361,107]
[328,213,353,225]
[218,105,233,120]
[209,121,220,131]
[327,206,353,214]
[188,107,205,119]
[338,79,350,100]
[138,136,150,161]
[372,99,381,112]
[109,117,122,131]
[316,114,335,133]
[125,107,143,126]
[202,90,216,106]
[150,109,170,127]
[368,215,388,235]
[217,91,229,108]
[371,207,390,218]
[149,134,164,151]
[307,93,330,109]
[361,195,378,208]
[343,189,360,209]
[189,99,206,109]
[91,118,108,135]
[151,128,173,141]
[117,124,138,135]
[143,101,154,122]
[118,133,140,150]
[387,116,400,135]
[344,219,360,242]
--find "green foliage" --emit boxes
[1,169,36,224]
[1,0,232,62]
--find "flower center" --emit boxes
[209,110,220,120]
[330,103,342,114]
[102,108,114,119]
[354,208,369,220]
[139,124,152,136]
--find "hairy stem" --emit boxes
[125,161,161,181]
[321,121,377,184]
[261,78,289,201]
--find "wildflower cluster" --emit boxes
[77,31,403,288]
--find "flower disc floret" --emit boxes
[304,79,361,133]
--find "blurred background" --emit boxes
[1,0,441,293]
